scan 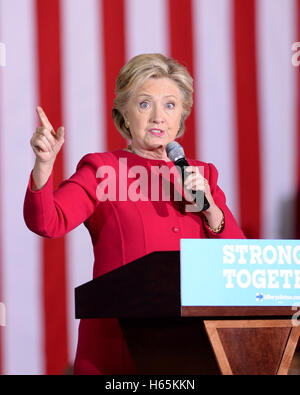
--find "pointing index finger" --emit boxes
[36,106,53,131]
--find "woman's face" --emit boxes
[124,77,183,155]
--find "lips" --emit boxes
[149,128,165,137]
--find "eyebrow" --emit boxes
[136,93,178,99]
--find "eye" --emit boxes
[166,102,175,110]
[139,101,149,109]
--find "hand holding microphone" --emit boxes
[166,141,225,232]
[166,141,210,211]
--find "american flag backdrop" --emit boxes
[0,0,299,374]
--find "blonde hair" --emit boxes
[112,53,194,139]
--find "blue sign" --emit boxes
[180,239,300,307]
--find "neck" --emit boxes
[128,144,170,161]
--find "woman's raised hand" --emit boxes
[30,106,65,164]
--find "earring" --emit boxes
[125,119,130,129]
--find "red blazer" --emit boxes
[24,149,245,374]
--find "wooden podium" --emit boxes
[75,251,300,375]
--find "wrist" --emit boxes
[203,202,219,219]
[203,205,224,233]
[32,159,54,190]
[34,157,55,169]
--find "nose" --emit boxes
[150,103,165,124]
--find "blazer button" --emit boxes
[172,226,180,233]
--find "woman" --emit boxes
[24,53,245,374]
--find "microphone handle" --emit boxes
[175,157,210,211]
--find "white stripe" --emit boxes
[193,0,239,220]
[125,0,169,60]
[0,0,44,374]
[61,0,105,364]
[256,0,297,238]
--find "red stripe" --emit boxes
[233,0,261,238]
[168,0,196,159]
[101,0,126,152]
[35,0,69,374]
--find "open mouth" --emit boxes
[149,129,165,137]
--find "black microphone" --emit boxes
[166,141,210,211]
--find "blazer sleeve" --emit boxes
[202,162,246,239]
[23,154,100,239]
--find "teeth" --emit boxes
[151,129,162,133]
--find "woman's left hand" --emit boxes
[183,166,215,209]
[183,166,224,229]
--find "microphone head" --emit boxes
[166,141,185,162]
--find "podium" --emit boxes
[75,251,300,375]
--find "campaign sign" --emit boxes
[180,239,300,307]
